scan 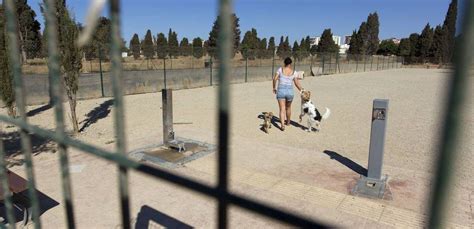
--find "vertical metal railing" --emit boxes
[44,0,76,227]
[216,0,232,227]
[109,0,131,228]
[427,1,473,228]
[4,0,41,227]
[0,140,15,228]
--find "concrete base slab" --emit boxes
[129,137,215,168]
[352,175,388,199]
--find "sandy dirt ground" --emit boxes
[1,68,472,228]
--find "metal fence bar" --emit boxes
[0,139,16,229]
[109,0,131,228]
[4,0,41,227]
[0,115,329,228]
[427,1,473,228]
[217,0,232,227]
[44,0,76,227]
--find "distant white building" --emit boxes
[309,35,342,47]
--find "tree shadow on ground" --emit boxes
[323,150,367,176]
[1,131,54,167]
[26,104,52,117]
[134,205,193,229]
[79,99,114,132]
[257,113,306,131]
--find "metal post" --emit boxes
[370,56,373,71]
[245,57,248,82]
[271,48,276,77]
[321,54,325,74]
[210,56,213,86]
[352,99,389,199]
[363,55,367,72]
[162,89,174,146]
[355,55,359,72]
[163,57,167,89]
[98,46,105,97]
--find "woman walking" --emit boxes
[272,57,303,131]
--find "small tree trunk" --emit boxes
[68,95,79,133]
[18,26,27,64]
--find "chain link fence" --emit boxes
[17,48,403,105]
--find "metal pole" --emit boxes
[364,55,367,72]
[98,46,105,97]
[210,56,213,86]
[370,56,373,71]
[428,1,473,228]
[163,57,167,89]
[162,89,174,146]
[322,54,325,74]
[271,48,276,77]
[245,56,248,82]
[355,55,359,72]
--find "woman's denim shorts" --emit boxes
[276,86,294,101]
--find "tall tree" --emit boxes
[377,39,398,56]
[441,0,457,63]
[0,5,15,116]
[317,29,339,53]
[417,23,434,63]
[208,13,241,58]
[429,25,445,64]
[397,38,411,58]
[156,33,167,59]
[347,30,359,55]
[168,29,179,58]
[129,33,141,59]
[192,37,203,58]
[366,12,380,55]
[43,0,83,132]
[179,37,191,56]
[276,36,291,58]
[240,28,259,59]
[142,29,154,59]
[292,41,300,60]
[16,0,42,61]
[84,17,111,60]
[267,36,275,58]
[258,38,267,59]
[408,33,420,63]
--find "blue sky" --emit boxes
[25,0,460,44]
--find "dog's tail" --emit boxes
[322,107,331,120]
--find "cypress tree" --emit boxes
[179,37,191,56]
[347,30,359,55]
[418,23,434,63]
[16,0,42,61]
[258,38,267,59]
[292,41,300,60]
[43,0,83,132]
[317,29,339,54]
[377,39,398,56]
[397,38,411,57]
[408,33,420,63]
[168,29,179,58]
[366,12,380,55]
[208,13,241,58]
[429,25,445,64]
[156,33,168,59]
[0,5,16,116]
[441,0,457,63]
[142,29,155,59]
[267,36,275,58]
[192,37,203,58]
[130,33,141,59]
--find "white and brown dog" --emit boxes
[299,90,331,132]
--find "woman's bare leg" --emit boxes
[278,99,286,130]
[285,100,292,125]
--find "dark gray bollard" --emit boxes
[352,99,389,199]
[162,89,174,146]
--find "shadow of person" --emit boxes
[323,150,368,176]
[79,99,114,132]
[134,205,193,229]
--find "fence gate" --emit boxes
[0,0,472,228]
